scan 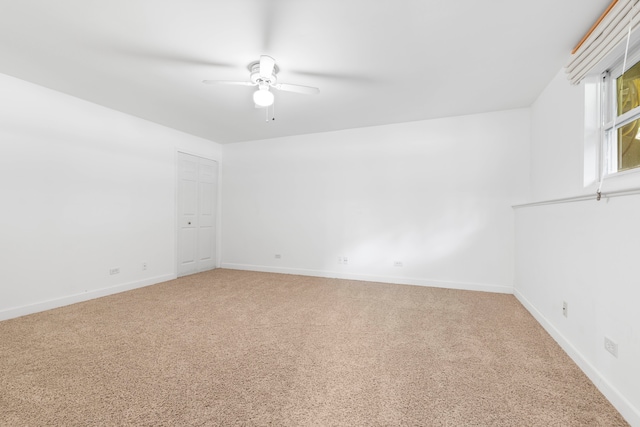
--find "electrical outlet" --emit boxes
[109,267,120,275]
[393,261,403,267]
[562,301,568,317]
[275,254,281,259]
[142,262,147,271]
[604,337,618,357]
[337,256,350,265]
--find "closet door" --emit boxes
[177,152,218,277]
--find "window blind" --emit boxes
[566,0,640,84]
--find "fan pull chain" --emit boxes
[265,99,276,122]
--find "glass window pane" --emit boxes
[617,117,640,171]
[616,60,640,116]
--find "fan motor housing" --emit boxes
[249,62,278,85]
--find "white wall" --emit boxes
[221,109,530,293]
[516,70,640,425]
[0,73,221,320]
[529,71,587,200]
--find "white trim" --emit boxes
[175,151,221,276]
[0,274,176,322]
[581,42,640,190]
[174,148,222,269]
[216,159,223,269]
[601,50,640,177]
[220,263,513,294]
[514,289,640,427]
[174,150,179,276]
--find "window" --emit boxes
[602,54,640,175]
[570,0,640,186]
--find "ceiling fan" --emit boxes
[202,55,320,108]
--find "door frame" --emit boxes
[175,150,222,276]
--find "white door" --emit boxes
[177,152,218,277]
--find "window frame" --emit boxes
[601,47,640,177]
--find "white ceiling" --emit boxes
[0,0,610,143]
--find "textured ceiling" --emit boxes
[0,0,610,143]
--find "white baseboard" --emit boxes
[514,289,640,427]
[220,263,513,294]
[0,273,176,322]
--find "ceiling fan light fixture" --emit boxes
[204,56,319,111]
[253,86,274,107]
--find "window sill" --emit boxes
[596,165,640,193]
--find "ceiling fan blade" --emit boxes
[94,43,236,68]
[291,69,375,83]
[260,55,276,79]
[202,80,255,86]
[274,83,320,95]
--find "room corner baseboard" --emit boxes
[514,289,640,427]
[220,263,513,294]
[0,274,176,322]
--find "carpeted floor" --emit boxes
[0,269,628,426]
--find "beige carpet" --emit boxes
[0,269,628,426]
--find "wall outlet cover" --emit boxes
[604,337,618,358]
